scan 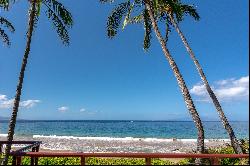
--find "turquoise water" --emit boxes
[0,120,248,139]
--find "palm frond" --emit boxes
[0,0,16,10]
[165,17,171,43]
[100,0,115,3]
[0,0,8,8]
[122,2,134,29]
[42,0,73,45]
[127,13,144,24]
[42,0,73,28]
[106,1,130,38]
[0,27,10,46]
[36,0,42,16]
[45,7,70,45]
[143,9,151,51]
[181,4,200,21]
[0,16,15,32]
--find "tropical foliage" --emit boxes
[101,0,205,157]
[0,15,14,46]
[100,0,199,50]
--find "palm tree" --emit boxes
[100,0,205,156]
[0,15,15,46]
[152,0,242,154]
[2,0,73,164]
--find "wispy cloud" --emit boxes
[190,76,249,102]
[58,106,69,112]
[0,94,40,109]
[20,100,41,108]
[79,107,100,115]
[79,108,86,112]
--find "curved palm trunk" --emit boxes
[169,15,243,154]
[2,1,37,165]
[144,1,205,155]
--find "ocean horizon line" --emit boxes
[0,119,249,122]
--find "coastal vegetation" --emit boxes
[1,0,73,165]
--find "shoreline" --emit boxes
[0,135,234,153]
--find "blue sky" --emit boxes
[0,0,249,121]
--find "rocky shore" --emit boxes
[0,135,231,153]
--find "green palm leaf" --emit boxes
[0,16,15,46]
[42,0,73,45]
[43,0,73,27]
[107,1,130,38]
[0,16,15,32]
[0,27,10,45]
[0,0,16,9]
[180,4,200,21]
[122,2,134,29]
[45,8,70,45]
[143,9,151,51]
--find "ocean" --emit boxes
[0,120,248,139]
[0,120,248,152]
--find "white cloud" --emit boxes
[190,76,249,102]
[20,100,40,108]
[0,98,14,109]
[0,95,8,101]
[0,94,40,109]
[79,107,100,115]
[58,106,69,112]
[80,108,86,112]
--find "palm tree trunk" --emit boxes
[144,1,205,155]
[169,15,243,154]
[2,1,37,165]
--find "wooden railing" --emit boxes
[1,141,249,165]
[0,141,41,165]
[10,152,249,165]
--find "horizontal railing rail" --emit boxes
[10,152,249,165]
[0,141,41,153]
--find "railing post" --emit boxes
[0,144,2,154]
[30,147,36,165]
[81,156,85,166]
[16,156,22,166]
[12,156,17,166]
[210,158,220,165]
[145,158,151,165]
[35,145,40,166]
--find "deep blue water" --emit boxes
[0,120,248,139]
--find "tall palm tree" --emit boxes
[0,15,15,46]
[152,0,242,154]
[100,0,205,156]
[2,0,73,164]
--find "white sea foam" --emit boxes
[0,134,8,137]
